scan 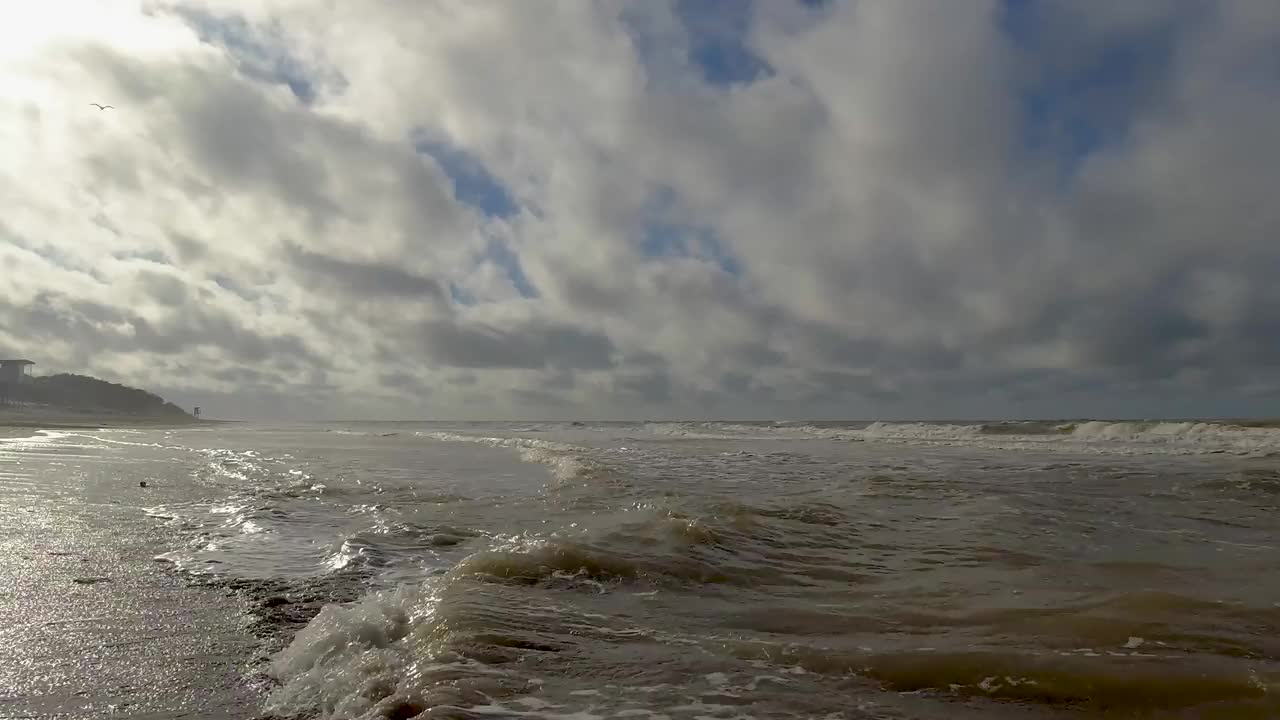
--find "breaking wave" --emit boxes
[265,560,1280,720]
[859,420,1280,455]
[417,431,604,482]
[639,420,1280,455]
[102,421,1278,718]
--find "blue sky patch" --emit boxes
[637,186,742,275]
[675,0,773,86]
[170,6,327,104]
[483,239,537,299]
[641,220,742,276]
[1000,0,1188,179]
[448,282,476,306]
[623,0,773,88]
[414,136,519,219]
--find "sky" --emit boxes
[1,0,1279,421]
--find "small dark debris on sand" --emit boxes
[73,576,112,585]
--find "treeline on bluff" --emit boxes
[25,374,189,417]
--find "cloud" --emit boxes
[285,244,447,302]
[419,316,615,371]
[1,0,1278,419]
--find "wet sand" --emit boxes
[0,407,219,431]
[0,427,263,719]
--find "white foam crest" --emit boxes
[518,447,592,482]
[0,429,70,448]
[847,420,1280,455]
[642,422,814,441]
[266,584,425,719]
[419,432,598,481]
[323,539,373,572]
[266,582,571,720]
[852,422,981,441]
[641,420,1280,456]
[57,432,195,451]
[645,422,738,439]
[1063,420,1261,444]
[418,431,576,452]
[327,429,400,437]
[265,580,664,720]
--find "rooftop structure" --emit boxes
[0,359,34,381]
[0,359,33,405]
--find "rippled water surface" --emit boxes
[4,421,1279,718]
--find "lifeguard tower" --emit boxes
[0,359,34,407]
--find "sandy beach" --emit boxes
[0,420,262,719]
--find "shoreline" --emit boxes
[0,425,264,718]
[0,410,229,433]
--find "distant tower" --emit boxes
[0,359,34,407]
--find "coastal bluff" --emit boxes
[2,373,197,426]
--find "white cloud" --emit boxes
[2,0,1279,420]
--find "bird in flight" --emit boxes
[90,103,114,110]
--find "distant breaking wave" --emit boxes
[411,420,1280,456]
[416,431,603,482]
[639,420,1280,456]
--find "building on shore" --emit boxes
[0,359,34,406]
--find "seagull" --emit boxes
[90,103,114,110]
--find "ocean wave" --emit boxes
[638,420,1280,456]
[643,422,832,441]
[730,643,1277,712]
[266,558,729,719]
[325,523,481,574]
[417,431,604,482]
[264,571,1280,720]
[416,431,577,452]
[326,429,401,437]
[265,582,515,720]
[453,535,736,588]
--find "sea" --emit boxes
[2,420,1279,719]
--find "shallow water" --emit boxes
[4,421,1279,718]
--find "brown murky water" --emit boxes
[3,421,1278,718]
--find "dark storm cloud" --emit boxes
[285,245,448,302]
[558,272,633,316]
[420,318,615,370]
[132,310,316,365]
[378,371,431,394]
[511,387,569,408]
[170,234,208,264]
[614,371,672,403]
[1,291,320,368]
[727,342,785,369]
[804,371,900,403]
[135,269,190,307]
[718,371,752,395]
[208,365,287,387]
